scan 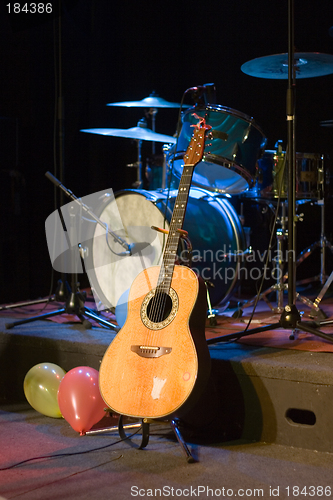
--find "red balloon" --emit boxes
[57,366,106,435]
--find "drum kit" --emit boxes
[81,51,333,321]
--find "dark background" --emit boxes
[1,0,333,303]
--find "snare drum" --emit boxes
[257,150,325,199]
[167,105,267,194]
[84,187,246,310]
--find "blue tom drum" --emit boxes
[167,105,267,194]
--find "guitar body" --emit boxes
[99,264,211,419]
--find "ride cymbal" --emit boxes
[241,52,333,79]
[80,126,177,143]
[107,96,190,108]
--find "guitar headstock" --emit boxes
[184,116,211,167]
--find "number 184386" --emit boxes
[285,486,331,496]
[6,3,53,14]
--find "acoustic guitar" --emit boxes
[99,117,212,419]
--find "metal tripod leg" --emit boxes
[0,296,56,312]
[170,418,196,463]
[307,270,333,319]
[294,199,333,286]
[5,289,119,331]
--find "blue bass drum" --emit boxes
[168,105,266,194]
[85,187,246,312]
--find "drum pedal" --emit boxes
[205,281,218,326]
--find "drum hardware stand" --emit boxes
[233,201,321,317]
[207,0,333,345]
[161,143,172,189]
[145,91,159,156]
[86,414,196,463]
[233,201,289,316]
[293,197,333,287]
[279,196,333,320]
[126,118,147,188]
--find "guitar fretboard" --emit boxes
[156,120,206,294]
[157,164,195,293]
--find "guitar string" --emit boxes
[148,176,185,323]
[148,123,205,326]
[149,192,183,323]
[157,172,190,323]
[151,129,203,325]
[150,168,194,325]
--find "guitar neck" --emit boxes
[157,118,208,293]
[158,165,195,292]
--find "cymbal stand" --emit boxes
[145,91,161,155]
[127,119,147,188]
[208,0,333,345]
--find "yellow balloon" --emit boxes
[24,362,66,418]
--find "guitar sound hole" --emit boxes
[146,292,173,323]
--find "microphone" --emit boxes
[128,241,150,255]
[116,241,151,257]
[186,83,216,105]
[186,85,208,93]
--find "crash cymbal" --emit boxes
[241,52,333,79]
[320,119,333,127]
[80,126,177,143]
[107,96,190,108]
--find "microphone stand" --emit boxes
[207,0,333,346]
[5,173,123,331]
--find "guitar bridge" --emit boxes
[131,345,172,358]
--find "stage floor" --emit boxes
[1,402,333,500]
[0,290,333,499]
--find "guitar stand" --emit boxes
[86,414,196,463]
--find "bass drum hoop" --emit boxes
[170,151,255,193]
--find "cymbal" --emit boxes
[107,96,190,108]
[80,127,177,143]
[320,119,333,127]
[241,52,333,79]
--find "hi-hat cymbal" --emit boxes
[320,119,333,127]
[107,96,190,108]
[80,126,177,143]
[241,52,333,79]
